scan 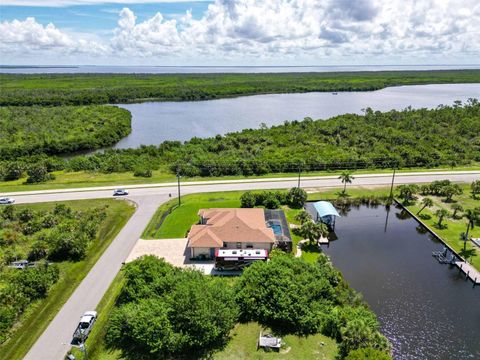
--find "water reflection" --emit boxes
[113,83,480,148]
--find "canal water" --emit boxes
[114,83,480,148]
[322,204,480,360]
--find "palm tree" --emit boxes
[462,209,477,249]
[451,203,463,219]
[417,197,433,215]
[435,209,449,228]
[295,210,311,225]
[300,221,328,245]
[338,171,355,194]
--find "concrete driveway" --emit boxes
[126,238,215,274]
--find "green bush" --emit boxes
[133,167,152,177]
[106,257,238,358]
[289,187,307,208]
[235,252,335,334]
[240,191,256,208]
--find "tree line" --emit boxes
[0,101,478,184]
[2,101,478,183]
[106,254,391,359]
[1,70,479,106]
[0,105,131,159]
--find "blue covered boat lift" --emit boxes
[313,201,340,229]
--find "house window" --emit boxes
[236,242,242,249]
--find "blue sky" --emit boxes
[1,2,210,36]
[0,0,479,66]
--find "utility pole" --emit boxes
[389,167,396,199]
[80,334,88,360]
[177,171,181,206]
[297,166,301,188]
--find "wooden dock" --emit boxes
[454,261,480,285]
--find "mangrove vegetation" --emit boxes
[0,105,131,159]
[1,70,479,106]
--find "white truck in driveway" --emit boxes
[71,311,97,345]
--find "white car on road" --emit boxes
[113,189,129,196]
[0,197,15,204]
[72,311,97,345]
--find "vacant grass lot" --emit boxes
[0,199,135,360]
[406,184,480,272]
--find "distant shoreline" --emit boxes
[1,69,479,106]
[0,64,479,74]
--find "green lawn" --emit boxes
[1,164,478,194]
[406,185,480,272]
[142,191,245,239]
[0,199,135,360]
[213,322,338,360]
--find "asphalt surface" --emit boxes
[20,170,479,359]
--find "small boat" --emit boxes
[332,92,338,95]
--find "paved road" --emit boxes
[24,195,166,360]
[10,171,480,205]
[21,170,479,359]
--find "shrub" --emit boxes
[107,257,238,358]
[240,191,256,208]
[0,161,25,181]
[263,192,281,209]
[25,164,54,183]
[289,187,307,208]
[235,252,334,334]
[133,167,152,177]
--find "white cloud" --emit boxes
[108,0,480,62]
[0,17,107,55]
[1,0,479,64]
[1,0,210,6]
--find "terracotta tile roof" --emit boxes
[188,208,275,248]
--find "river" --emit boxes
[112,83,480,148]
[321,204,480,360]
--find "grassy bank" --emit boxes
[1,70,479,106]
[1,164,479,194]
[0,199,135,360]
[405,184,480,272]
[70,272,126,360]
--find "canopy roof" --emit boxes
[313,201,340,218]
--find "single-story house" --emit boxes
[187,208,276,259]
